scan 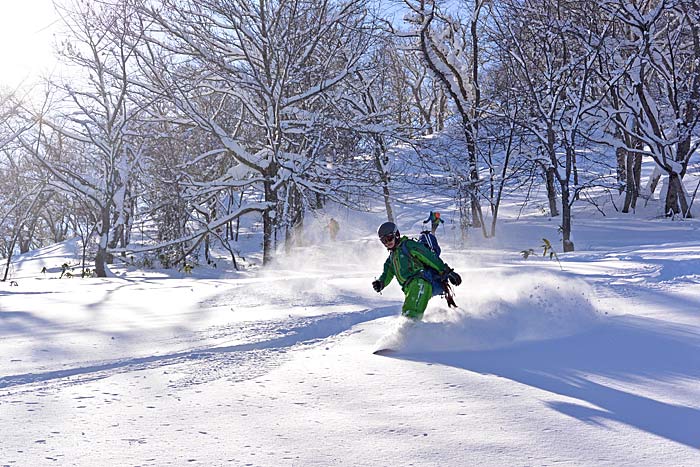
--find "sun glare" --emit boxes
[0,1,59,91]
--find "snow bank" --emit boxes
[376,270,602,353]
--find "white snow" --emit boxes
[2,183,700,466]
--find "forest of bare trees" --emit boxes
[1,0,699,277]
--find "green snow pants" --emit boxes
[401,277,433,320]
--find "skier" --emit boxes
[372,221,462,320]
[423,211,444,234]
[328,218,340,241]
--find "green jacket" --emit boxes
[378,236,448,290]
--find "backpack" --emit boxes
[418,231,441,257]
[400,237,457,307]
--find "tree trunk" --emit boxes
[646,166,662,198]
[235,189,244,242]
[262,175,277,266]
[458,185,471,244]
[262,211,274,265]
[81,235,90,277]
[622,152,639,212]
[18,232,31,254]
[631,154,642,210]
[2,233,19,282]
[373,141,394,223]
[616,146,626,194]
[107,222,122,265]
[284,186,304,251]
[18,208,42,254]
[436,93,447,132]
[122,200,134,256]
[545,166,559,217]
[95,244,107,278]
[572,150,579,200]
[94,206,111,277]
[561,185,575,252]
[545,126,560,217]
[472,194,488,238]
[383,184,395,224]
[665,172,691,218]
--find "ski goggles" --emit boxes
[380,234,395,245]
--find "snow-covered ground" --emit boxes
[2,188,700,466]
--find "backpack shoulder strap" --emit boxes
[400,238,412,257]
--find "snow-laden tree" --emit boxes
[0,140,40,279]
[0,91,50,280]
[600,0,700,217]
[134,0,370,264]
[490,0,619,252]
[319,30,456,226]
[396,44,449,135]
[402,0,489,239]
[596,24,646,212]
[136,112,208,267]
[478,54,535,238]
[328,37,422,224]
[20,0,147,277]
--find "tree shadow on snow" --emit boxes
[0,305,397,388]
[399,315,700,449]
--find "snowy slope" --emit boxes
[2,178,700,465]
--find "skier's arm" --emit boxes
[377,257,395,288]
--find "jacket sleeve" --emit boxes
[378,256,395,287]
[408,240,448,273]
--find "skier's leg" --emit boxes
[401,278,433,320]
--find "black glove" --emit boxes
[448,271,462,286]
[372,280,383,293]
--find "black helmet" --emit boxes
[377,221,400,245]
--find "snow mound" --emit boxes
[376,270,602,353]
